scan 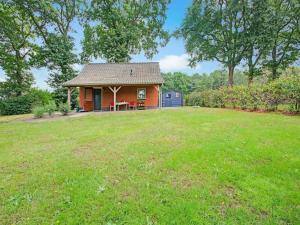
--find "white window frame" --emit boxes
[137,88,146,100]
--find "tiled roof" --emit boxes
[64,62,163,86]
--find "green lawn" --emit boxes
[0,108,299,224]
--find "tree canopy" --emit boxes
[81,0,170,63]
[179,0,300,85]
[0,1,37,97]
[264,0,300,80]
[17,0,80,106]
[178,0,248,86]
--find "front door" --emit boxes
[93,89,101,111]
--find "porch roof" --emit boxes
[64,62,163,87]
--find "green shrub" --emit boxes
[261,82,281,111]
[187,92,203,106]
[186,75,299,113]
[277,75,300,113]
[29,88,52,107]
[223,87,238,108]
[33,106,45,118]
[45,101,56,116]
[0,95,33,115]
[247,85,262,110]
[59,103,70,116]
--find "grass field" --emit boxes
[0,108,299,224]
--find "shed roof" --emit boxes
[64,62,163,86]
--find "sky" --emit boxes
[0,0,221,90]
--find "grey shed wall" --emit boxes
[162,90,183,107]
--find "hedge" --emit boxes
[186,75,300,113]
[0,95,33,115]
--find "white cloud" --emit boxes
[159,54,190,72]
[159,54,201,72]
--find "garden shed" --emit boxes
[162,90,183,107]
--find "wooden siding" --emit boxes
[80,87,93,111]
[79,85,159,111]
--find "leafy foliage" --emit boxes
[52,87,78,109]
[59,102,70,115]
[32,106,45,118]
[162,72,191,94]
[81,0,170,62]
[28,88,53,107]
[243,0,270,83]
[17,0,79,103]
[178,0,248,86]
[263,0,300,80]
[162,70,248,95]
[0,95,33,115]
[179,0,300,84]
[45,101,56,116]
[0,1,37,97]
[187,75,300,113]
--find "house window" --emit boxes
[175,92,180,98]
[137,88,146,100]
[166,93,171,98]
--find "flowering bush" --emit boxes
[187,75,300,113]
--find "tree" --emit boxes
[0,1,37,97]
[243,0,270,85]
[263,0,300,80]
[162,72,191,94]
[178,0,248,87]
[81,0,170,63]
[17,0,80,107]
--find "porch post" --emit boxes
[159,85,162,109]
[113,87,117,111]
[155,85,162,109]
[109,86,122,112]
[67,87,71,109]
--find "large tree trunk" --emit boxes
[228,65,234,87]
[271,46,278,80]
[15,50,22,96]
[248,76,253,86]
[247,56,254,86]
[271,66,278,80]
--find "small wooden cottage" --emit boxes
[162,90,183,107]
[64,63,163,111]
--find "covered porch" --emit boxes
[67,84,162,112]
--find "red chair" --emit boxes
[110,102,114,111]
[129,101,136,110]
[137,101,145,110]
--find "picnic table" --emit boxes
[116,101,129,111]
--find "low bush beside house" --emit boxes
[187,75,300,113]
[45,101,56,116]
[33,106,45,118]
[59,103,70,116]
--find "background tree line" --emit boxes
[178,0,300,86]
[162,67,300,96]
